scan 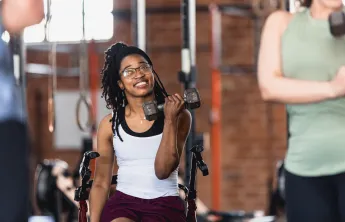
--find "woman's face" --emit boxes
[117,54,155,98]
[317,0,343,9]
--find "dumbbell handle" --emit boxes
[155,102,194,112]
[157,104,164,111]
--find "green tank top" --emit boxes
[282,8,345,176]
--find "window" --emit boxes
[24,0,114,43]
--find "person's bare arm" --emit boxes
[155,109,191,180]
[1,0,44,34]
[89,114,114,222]
[258,10,336,104]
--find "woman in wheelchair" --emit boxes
[89,42,192,222]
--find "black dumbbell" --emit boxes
[329,10,345,37]
[142,88,201,121]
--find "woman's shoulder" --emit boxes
[100,113,113,124]
[98,113,113,137]
[266,10,293,27]
[263,10,298,37]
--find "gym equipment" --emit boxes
[75,0,93,132]
[74,151,99,222]
[329,10,345,37]
[186,144,209,222]
[44,0,57,133]
[142,88,201,121]
[35,159,77,222]
[47,41,57,133]
[88,40,100,152]
[179,0,197,200]
[73,138,93,179]
[75,144,209,222]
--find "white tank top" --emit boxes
[112,111,179,199]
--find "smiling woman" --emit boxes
[88,42,192,222]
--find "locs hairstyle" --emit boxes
[101,42,168,141]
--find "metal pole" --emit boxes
[132,0,146,51]
[131,0,138,46]
[181,0,191,189]
[189,0,196,67]
[138,0,146,51]
[180,0,197,190]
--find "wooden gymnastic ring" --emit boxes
[76,96,92,132]
[48,97,55,133]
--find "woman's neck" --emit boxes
[126,94,155,118]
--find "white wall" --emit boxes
[53,90,111,150]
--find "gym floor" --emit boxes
[24,0,286,221]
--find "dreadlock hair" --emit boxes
[101,42,169,142]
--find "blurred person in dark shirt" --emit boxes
[0,1,43,221]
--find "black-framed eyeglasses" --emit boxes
[121,63,152,78]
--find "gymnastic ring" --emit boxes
[48,97,55,133]
[76,96,92,132]
[252,0,278,17]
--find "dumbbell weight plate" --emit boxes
[329,11,345,37]
[184,88,201,110]
[142,100,160,121]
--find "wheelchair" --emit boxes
[34,145,271,222]
[76,144,208,222]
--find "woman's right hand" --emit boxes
[330,66,345,98]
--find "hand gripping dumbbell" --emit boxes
[142,88,201,121]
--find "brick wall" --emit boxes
[26,0,287,213]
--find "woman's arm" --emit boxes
[258,10,337,104]
[155,105,192,180]
[1,0,44,34]
[89,114,114,222]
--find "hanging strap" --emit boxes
[75,0,92,132]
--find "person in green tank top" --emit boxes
[258,0,345,221]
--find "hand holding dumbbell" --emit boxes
[142,88,201,121]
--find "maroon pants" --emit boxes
[100,190,186,222]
